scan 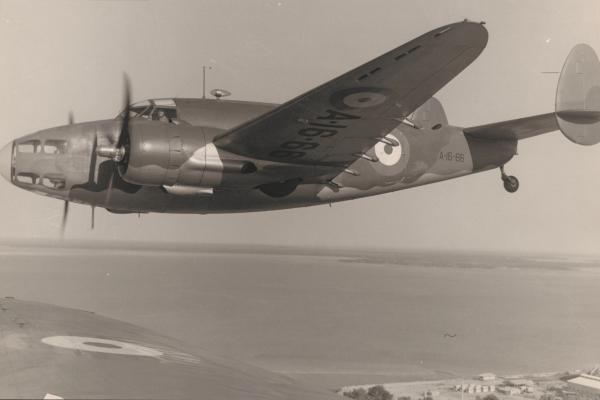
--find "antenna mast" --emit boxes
[202,65,212,99]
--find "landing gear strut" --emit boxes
[500,165,519,193]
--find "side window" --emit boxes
[15,172,39,184]
[41,176,66,189]
[43,140,68,154]
[17,140,41,154]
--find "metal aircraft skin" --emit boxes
[1,20,600,218]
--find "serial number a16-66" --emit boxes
[269,109,360,159]
[439,151,465,162]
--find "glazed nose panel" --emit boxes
[11,124,94,197]
[0,141,13,184]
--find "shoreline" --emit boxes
[337,369,587,400]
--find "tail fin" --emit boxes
[556,43,600,145]
[411,97,448,129]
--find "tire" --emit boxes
[503,176,519,193]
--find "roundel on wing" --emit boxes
[330,87,395,111]
[342,91,388,108]
[41,336,163,357]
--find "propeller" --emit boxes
[97,74,131,162]
[60,111,75,239]
[117,74,131,151]
[97,74,132,208]
[60,200,69,239]
[91,206,95,230]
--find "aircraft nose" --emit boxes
[0,141,13,183]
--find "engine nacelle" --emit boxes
[118,120,254,188]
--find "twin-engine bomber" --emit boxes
[2,21,600,231]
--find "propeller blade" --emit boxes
[91,206,95,230]
[87,133,98,184]
[104,169,116,208]
[97,75,131,160]
[117,74,131,150]
[60,200,69,238]
[99,74,132,209]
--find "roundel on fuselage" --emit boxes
[370,129,410,178]
[375,134,403,166]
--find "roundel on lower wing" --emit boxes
[374,134,403,166]
[342,91,387,108]
[41,336,163,357]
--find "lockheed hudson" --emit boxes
[2,20,599,232]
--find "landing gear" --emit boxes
[500,166,519,193]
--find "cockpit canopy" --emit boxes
[119,99,178,123]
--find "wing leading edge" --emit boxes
[215,21,488,166]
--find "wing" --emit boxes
[215,21,488,166]
[0,297,341,400]
[464,113,559,141]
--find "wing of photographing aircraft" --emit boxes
[215,21,488,166]
[0,297,342,399]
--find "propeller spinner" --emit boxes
[96,75,133,209]
[96,75,131,163]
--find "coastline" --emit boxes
[337,369,585,400]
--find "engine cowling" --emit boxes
[117,120,253,188]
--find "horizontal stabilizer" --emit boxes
[556,43,600,145]
[464,112,558,141]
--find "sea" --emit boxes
[0,241,599,390]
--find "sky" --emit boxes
[0,0,599,254]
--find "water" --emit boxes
[0,241,599,389]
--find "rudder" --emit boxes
[556,43,600,145]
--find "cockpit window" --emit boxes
[119,99,178,123]
[151,107,177,122]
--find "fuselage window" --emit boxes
[17,140,41,154]
[41,176,66,190]
[15,172,39,185]
[43,140,68,154]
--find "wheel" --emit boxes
[503,175,519,193]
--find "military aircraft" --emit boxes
[1,20,599,233]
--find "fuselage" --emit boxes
[0,97,516,214]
